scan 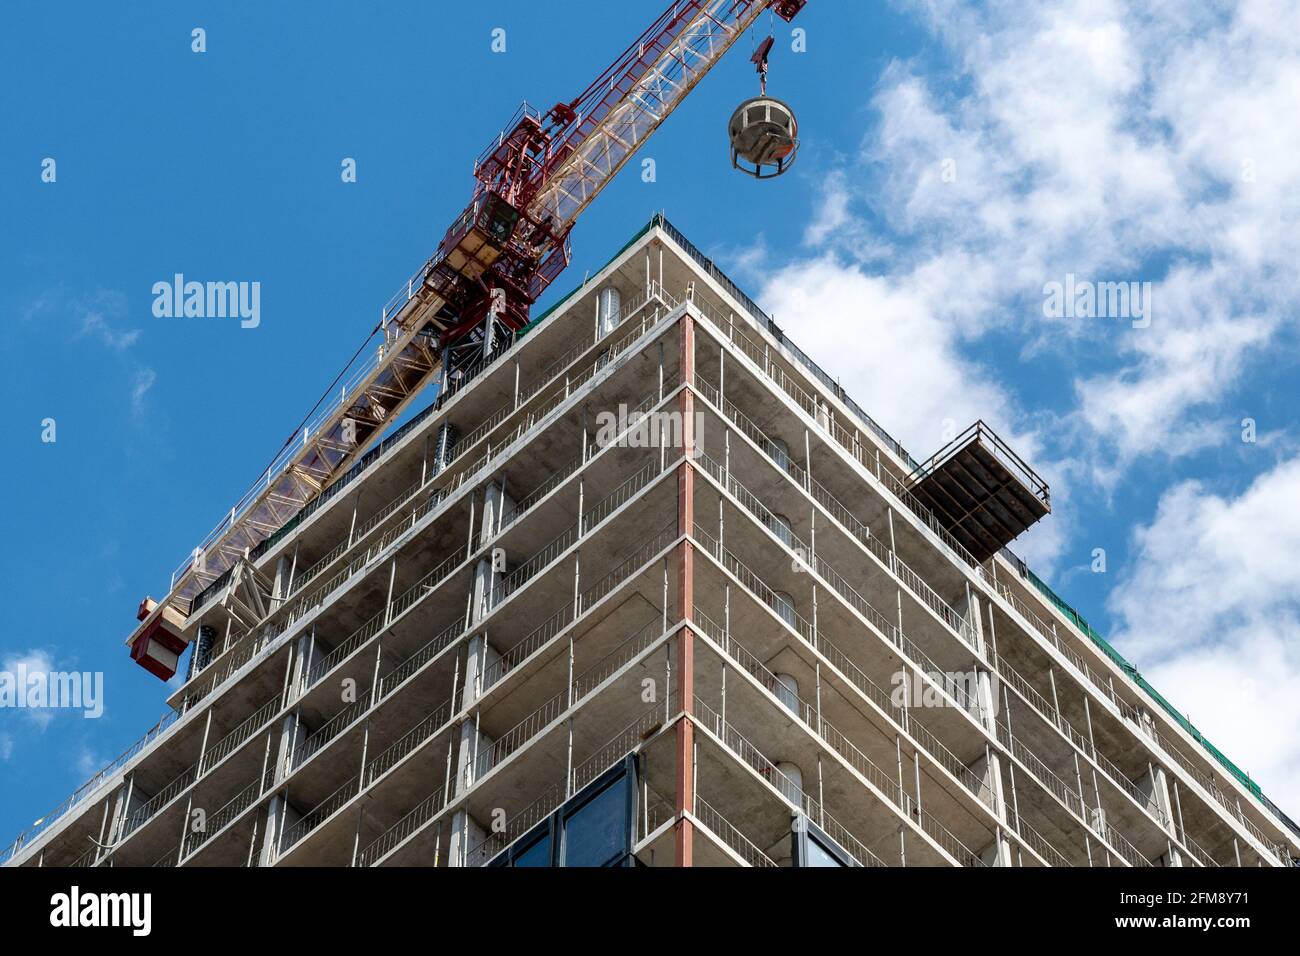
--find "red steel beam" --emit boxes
[675,312,697,866]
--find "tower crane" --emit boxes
[130,0,809,679]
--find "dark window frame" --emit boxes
[487,754,639,867]
[791,814,858,867]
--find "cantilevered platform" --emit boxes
[907,421,1050,564]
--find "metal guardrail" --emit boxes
[689,410,980,650]
[686,529,1136,868]
[909,420,1050,507]
[682,284,1291,863]
[693,795,777,867]
[279,519,680,863]
[188,290,679,695]
[5,286,683,868]
[361,706,665,868]
[692,605,986,867]
[1,709,179,864]
[691,697,888,868]
[658,215,921,472]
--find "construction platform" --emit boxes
[906,421,1051,564]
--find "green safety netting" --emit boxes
[1025,570,1262,800]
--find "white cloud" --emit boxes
[744,5,1300,804]
[131,367,157,417]
[75,747,106,778]
[780,0,1300,484]
[754,250,1073,572]
[0,733,13,761]
[1108,456,1300,805]
[79,310,141,352]
[1,650,57,730]
[24,288,156,417]
[760,256,1011,451]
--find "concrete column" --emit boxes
[774,591,797,630]
[482,480,515,543]
[272,554,291,605]
[1137,707,1157,741]
[472,552,505,624]
[448,809,489,867]
[775,761,804,808]
[955,587,985,655]
[106,777,143,847]
[774,673,799,718]
[968,747,1007,821]
[190,624,217,678]
[979,830,1013,867]
[770,513,794,548]
[292,630,317,694]
[455,718,495,796]
[1136,762,1176,836]
[259,793,301,866]
[597,286,622,338]
[462,633,503,707]
[433,422,459,475]
[975,669,998,733]
[275,713,306,783]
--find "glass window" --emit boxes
[562,777,628,867]
[792,817,855,867]
[512,832,552,868]
[803,836,847,867]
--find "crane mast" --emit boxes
[154,0,808,634]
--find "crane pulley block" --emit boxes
[773,0,808,21]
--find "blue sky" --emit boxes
[3,0,1299,847]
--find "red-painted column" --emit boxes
[674,312,696,867]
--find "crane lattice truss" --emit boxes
[533,1,775,233]
[161,0,806,618]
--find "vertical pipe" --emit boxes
[1172,779,1186,844]
[814,662,822,732]
[658,340,665,400]
[914,751,922,817]
[895,735,904,806]
[720,664,726,731]
[567,637,575,709]
[816,754,825,827]
[565,717,574,798]
[1008,762,1022,833]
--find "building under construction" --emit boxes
[5,0,1298,870]
[5,214,1299,869]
